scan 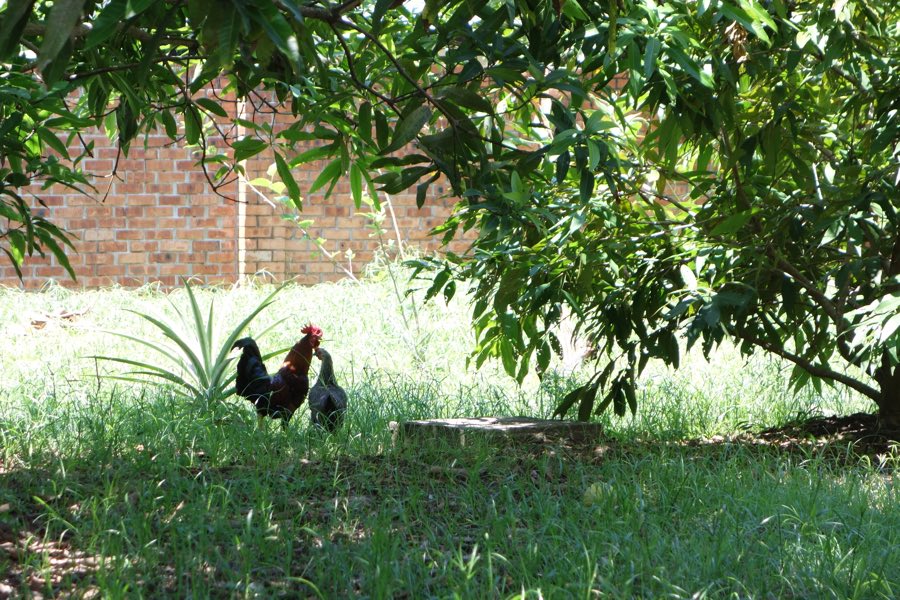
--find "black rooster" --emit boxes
[308,347,347,432]
[232,324,323,427]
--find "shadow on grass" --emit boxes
[1,410,898,597]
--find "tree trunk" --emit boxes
[874,355,900,427]
[875,234,900,426]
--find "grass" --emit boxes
[1,267,898,598]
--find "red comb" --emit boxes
[301,324,323,337]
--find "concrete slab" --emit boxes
[390,416,603,446]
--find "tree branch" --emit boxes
[737,331,881,402]
[770,254,859,366]
[338,19,455,123]
[22,22,199,49]
[67,55,193,81]
[330,25,400,115]
[21,1,366,47]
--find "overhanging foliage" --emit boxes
[0,0,898,421]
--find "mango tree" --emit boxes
[1,0,897,421]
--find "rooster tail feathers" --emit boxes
[233,337,271,401]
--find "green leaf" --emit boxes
[36,229,76,279]
[290,144,335,167]
[643,38,661,78]
[309,158,342,196]
[680,265,698,291]
[37,0,87,73]
[667,45,714,89]
[494,267,524,313]
[499,337,517,377]
[160,110,178,139]
[371,0,395,32]
[0,199,21,222]
[7,229,25,265]
[36,128,70,159]
[195,97,229,118]
[0,0,35,59]
[710,211,754,235]
[624,380,637,415]
[375,110,390,149]
[233,137,269,163]
[415,178,430,209]
[443,279,456,304]
[425,268,451,302]
[537,340,551,373]
[719,3,770,45]
[587,140,601,170]
[553,383,586,418]
[562,0,590,21]
[579,169,594,202]
[880,313,900,344]
[382,106,431,154]
[85,0,126,49]
[349,162,364,209]
[274,151,301,208]
[251,0,302,73]
[358,102,373,145]
[438,86,494,114]
[577,381,599,421]
[277,0,306,22]
[184,106,202,145]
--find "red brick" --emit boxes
[83,159,115,172]
[67,219,98,230]
[193,241,219,251]
[116,230,143,240]
[151,252,178,263]
[145,207,176,218]
[208,205,236,217]
[178,206,206,217]
[129,241,159,252]
[208,252,235,263]
[191,217,221,228]
[52,207,86,219]
[97,265,127,277]
[84,252,114,265]
[194,263,225,275]
[159,264,188,276]
[161,240,191,253]
[98,241,128,253]
[117,253,148,264]
[126,195,157,206]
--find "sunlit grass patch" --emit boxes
[0,276,895,597]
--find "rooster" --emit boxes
[232,324,323,427]
[308,348,348,432]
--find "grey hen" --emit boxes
[308,348,347,431]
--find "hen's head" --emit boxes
[301,324,323,348]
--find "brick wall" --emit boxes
[236,100,466,284]
[0,97,467,289]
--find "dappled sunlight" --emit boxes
[1,280,899,596]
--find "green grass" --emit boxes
[1,269,897,598]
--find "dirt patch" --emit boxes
[1,533,101,599]
[0,494,102,599]
[753,412,900,456]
